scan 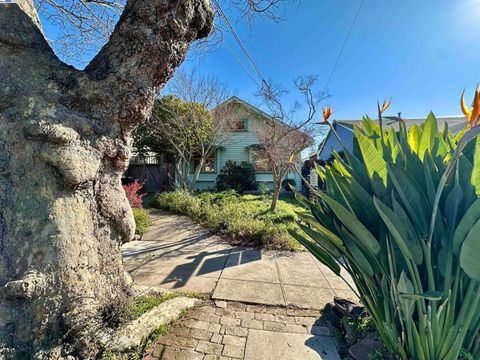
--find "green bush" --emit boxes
[291,113,480,359]
[215,161,258,193]
[151,190,301,250]
[132,208,150,236]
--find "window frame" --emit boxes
[192,154,217,174]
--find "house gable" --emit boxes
[317,122,354,161]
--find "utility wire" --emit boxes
[223,40,263,88]
[323,0,365,94]
[211,0,270,89]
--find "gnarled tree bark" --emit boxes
[0,1,213,358]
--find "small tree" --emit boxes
[252,76,321,211]
[135,96,233,191]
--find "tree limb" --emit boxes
[82,0,214,128]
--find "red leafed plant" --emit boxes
[123,181,144,208]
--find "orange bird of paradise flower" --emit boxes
[322,106,333,122]
[461,86,480,129]
[379,98,392,114]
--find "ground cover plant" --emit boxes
[291,93,480,359]
[151,190,303,250]
[132,208,150,236]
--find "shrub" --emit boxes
[123,181,144,208]
[132,208,150,236]
[215,160,258,193]
[290,112,480,359]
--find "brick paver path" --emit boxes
[143,300,340,360]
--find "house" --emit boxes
[186,96,304,192]
[317,116,468,161]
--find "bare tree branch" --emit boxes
[34,0,301,64]
[165,69,231,109]
[35,0,124,62]
[251,75,324,211]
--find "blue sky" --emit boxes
[42,0,480,122]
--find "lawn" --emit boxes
[150,190,305,250]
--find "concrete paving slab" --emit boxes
[222,251,280,283]
[283,285,336,310]
[334,289,359,301]
[276,258,330,287]
[320,269,357,292]
[275,251,315,262]
[213,278,285,306]
[244,329,340,360]
[162,276,219,293]
[129,271,218,293]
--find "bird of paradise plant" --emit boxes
[290,89,480,359]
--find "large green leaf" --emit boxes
[309,200,335,230]
[342,230,374,277]
[459,220,480,280]
[387,163,430,239]
[331,171,378,228]
[319,193,381,254]
[342,148,371,189]
[354,127,388,197]
[313,161,327,183]
[295,211,344,250]
[453,199,480,255]
[418,112,438,160]
[408,124,421,154]
[325,168,352,211]
[398,272,415,318]
[444,183,464,230]
[362,116,381,138]
[470,137,480,196]
[374,197,423,265]
[391,193,421,252]
[297,222,341,258]
[400,291,443,301]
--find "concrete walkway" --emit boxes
[122,210,356,310]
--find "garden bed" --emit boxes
[150,190,304,250]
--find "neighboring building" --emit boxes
[187,96,304,191]
[318,116,468,161]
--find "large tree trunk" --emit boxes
[0,1,213,359]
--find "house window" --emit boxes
[193,155,216,173]
[204,157,216,173]
[255,158,271,172]
[229,119,246,132]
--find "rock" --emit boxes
[320,302,343,329]
[104,297,201,352]
[348,338,384,360]
[334,297,365,320]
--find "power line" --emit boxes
[211,0,269,89]
[323,0,365,94]
[223,40,262,88]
